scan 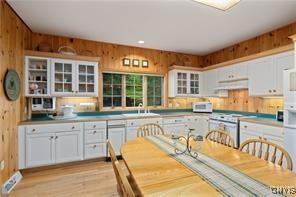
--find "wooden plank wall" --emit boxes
[0,0,32,186]
[31,33,203,75]
[203,22,296,67]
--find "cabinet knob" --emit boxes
[72,126,75,129]
[93,145,97,148]
[269,90,272,93]
[93,131,97,134]
[131,123,133,126]
[32,129,36,132]
[55,136,58,139]
[259,136,262,139]
[76,91,78,93]
[244,125,247,128]
[49,136,54,140]
[263,138,267,141]
[93,125,96,128]
[273,90,276,92]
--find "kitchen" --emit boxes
[1,0,296,196]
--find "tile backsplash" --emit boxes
[56,90,283,115]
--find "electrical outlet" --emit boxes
[0,160,4,171]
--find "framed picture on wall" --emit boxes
[123,58,131,66]
[142,60,149,68]
[132,59,140,67]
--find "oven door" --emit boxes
[209,119,238,148]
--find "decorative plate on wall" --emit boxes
[4,69,21,101]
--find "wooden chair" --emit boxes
[137,123,164,137]
[108,141,139,197]
[114,161,135,197]
[239,138,293,171]
[205,130,235,148]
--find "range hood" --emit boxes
[214,79,249,90]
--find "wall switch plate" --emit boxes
[0,160,4,171]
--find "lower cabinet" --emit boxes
[55,131,83,163]
[163,117,186,136]
[185,115,209,136]
[240,121,284,147]
[26,130,83,168]
[26,133,55,167]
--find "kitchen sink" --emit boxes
[122,113,160,118]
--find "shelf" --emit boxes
[28,69,47,72]
[29,81,47,83]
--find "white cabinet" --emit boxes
[126,118,162,141]
[84,121,107,159]
[25,55,99,98]
[108,127,125,156]
[163,117,186,135]
[240,121,284,147]
[51,59,98,97]
[185,115,209,136]
[26,133,55,167]
[55,131,83,163]
[202,69,218,97]
[169,69,202,97]
[25,56,51,97]
[21,123,84,168]
[274,51,295,95]
[249,51,294,96]
[218,62,248,82]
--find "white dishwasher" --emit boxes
[163,117,186,136]
[107,120,126,156]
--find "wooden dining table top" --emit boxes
[121,136,296,196]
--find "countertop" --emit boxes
[239,117,283,128]
[19,109,282,128]
[19,111,210,126]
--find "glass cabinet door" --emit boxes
[77,63,96,95]
[190,73,199,95]
[177,72,187,95]
[52,61,75,94]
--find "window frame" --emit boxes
[101,72,164,110]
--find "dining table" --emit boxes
[121,135,296,196]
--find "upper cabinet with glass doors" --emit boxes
[25,53,99,97]
[51,59,98,97]
[168,69,202,97]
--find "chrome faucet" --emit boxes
[138,103,143,114]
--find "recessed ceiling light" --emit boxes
[138,40,145,44]
[192,0,240,11]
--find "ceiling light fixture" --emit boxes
[138,40,145,44]
[192,0,241,11]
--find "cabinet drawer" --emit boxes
[126,118,162,127]
[26,123,82,134]
[84,121,106,130]
[84,143,106,159]
[163,117,185,124]
[85,129,106,144]
[240,121,284,138]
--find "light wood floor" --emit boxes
[10,161,120,197]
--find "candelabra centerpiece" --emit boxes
[172,128,203,159]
